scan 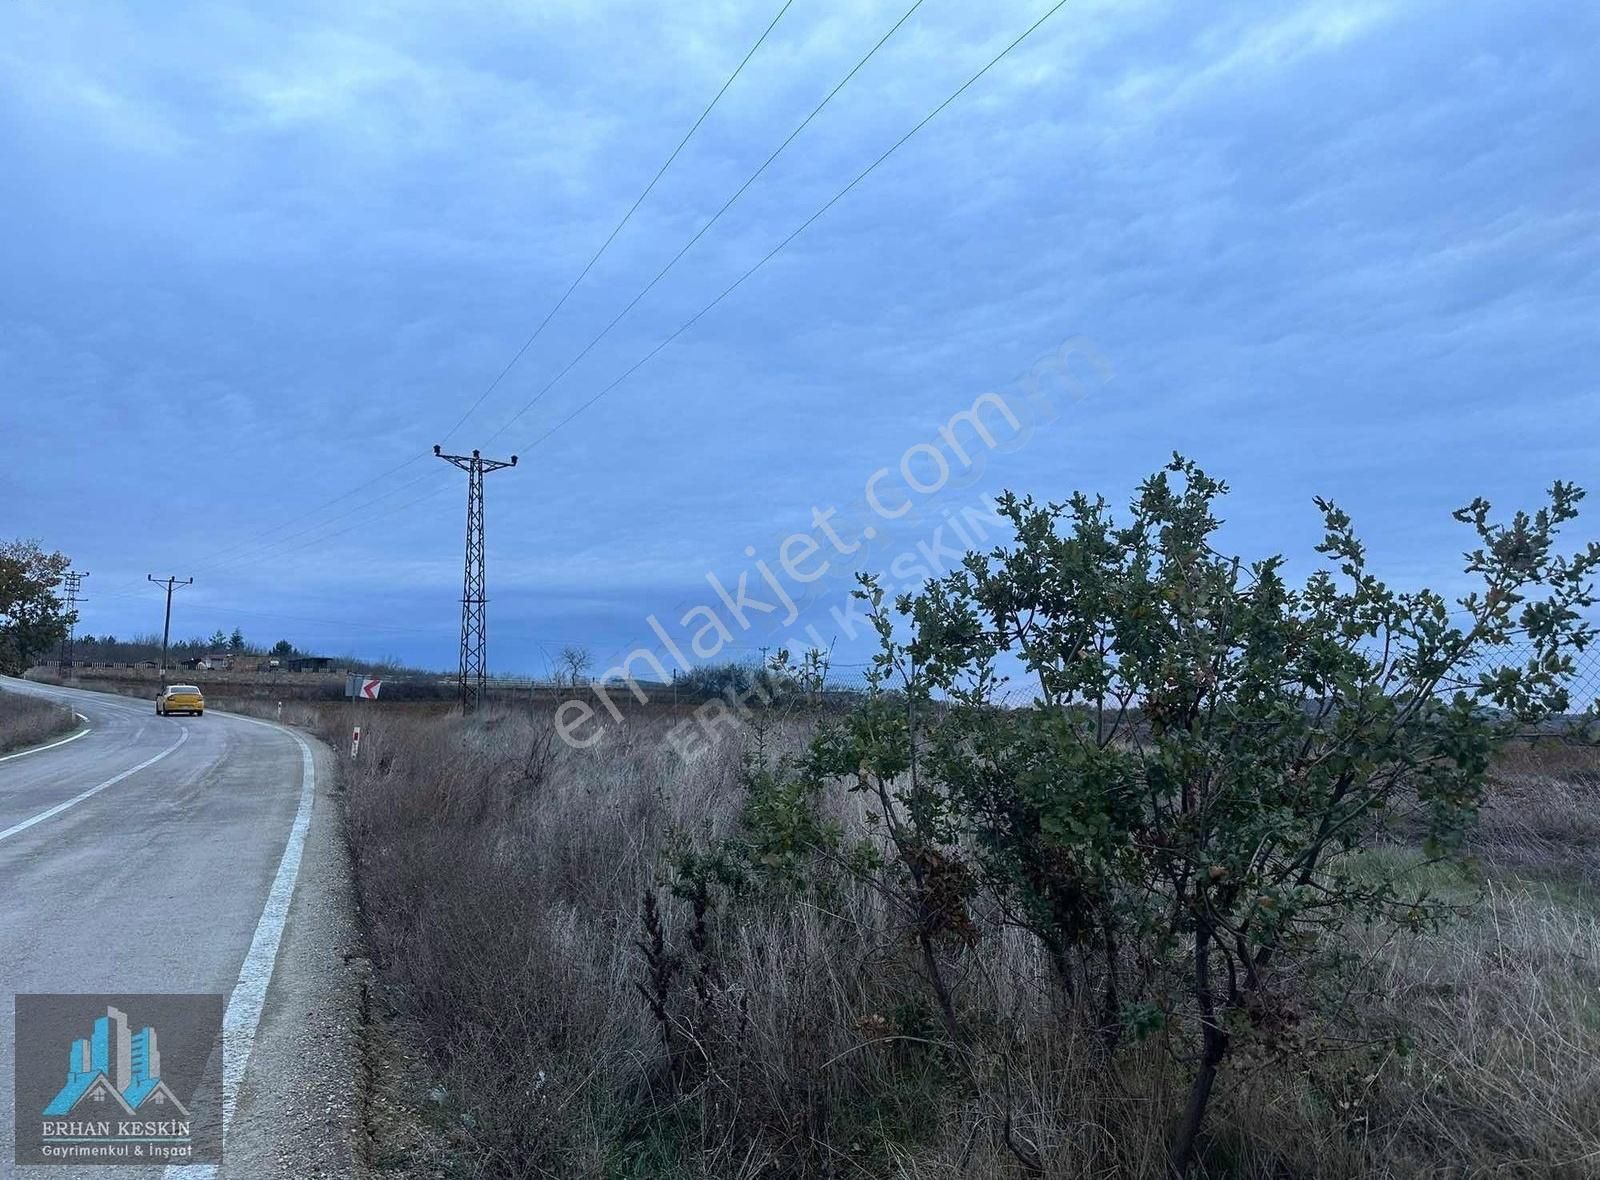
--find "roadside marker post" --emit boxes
[344,675,381,760]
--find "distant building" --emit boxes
[285,656,335,673]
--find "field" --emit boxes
[256,697,1600,1180]
[24,664,702,712]
[0,687,77,754]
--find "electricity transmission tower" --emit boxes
[434,445,518,712]
[58,570,88,672]
[147,574,193,677]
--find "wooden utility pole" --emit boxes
[146,575,192,680]
[58,570,88,672]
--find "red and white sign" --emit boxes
[350,725,362,759]
[359,678,382,700]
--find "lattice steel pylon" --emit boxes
[434,445,518,712]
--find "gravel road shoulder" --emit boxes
[217,730,369,1179]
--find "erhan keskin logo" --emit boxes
[43,1005,191,1129]
[14,994,222,1165]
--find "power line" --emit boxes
[153,0,940,587]
[142,0,1075,587]
[440,0,798,446]
[146,575,193,676]
[174,2,795,579]
[195,452,430,573]
[213,0,1071,575]
[162,604,453,638]
[181,466,452,581]
[128,472,457,594]
[483,0,931,446]
[514,0,1075,455]
[73,589,594,647]
[102,2,1071,602]
[58,570,87,672]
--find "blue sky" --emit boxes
[3,0,1596,676]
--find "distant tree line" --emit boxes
[71,632,304,666]
[0,537,323,672]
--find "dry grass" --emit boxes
[330,706,1600,1179]
[0,687,76,754]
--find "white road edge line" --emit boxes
[0,726,188,842]
[0,713,92,763]
[164,713,317,1180]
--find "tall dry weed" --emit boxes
[337,708,1600,1178]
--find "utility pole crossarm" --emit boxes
[433,445,518,714]
[433,444,518,475]
[58,570,89,673]
[147,574,193,678]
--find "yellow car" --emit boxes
[156,685,205,717]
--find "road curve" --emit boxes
[0,678,360,1179]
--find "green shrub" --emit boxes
[726,456,1598,1173]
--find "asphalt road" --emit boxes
[0,678,361,1179]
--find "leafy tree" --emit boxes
[0,540,74,675]
[229,627,246,652]
[731,458,1598,1174]
[270,639,295,658]
[209,628,229,650]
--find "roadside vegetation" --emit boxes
[333,461,1599,1178]
[0,687,77,754]
[0,539,75,675]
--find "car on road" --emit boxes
[157,684,205,716]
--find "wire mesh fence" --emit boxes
[816,642,1600,712]
[1448,639,1600,728]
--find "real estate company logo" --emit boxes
[14,993,224,1166]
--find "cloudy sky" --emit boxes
[3,0,1597,675]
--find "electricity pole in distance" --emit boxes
[434,445,517,713]
[58,570,88,673]
[147,575,192,679]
